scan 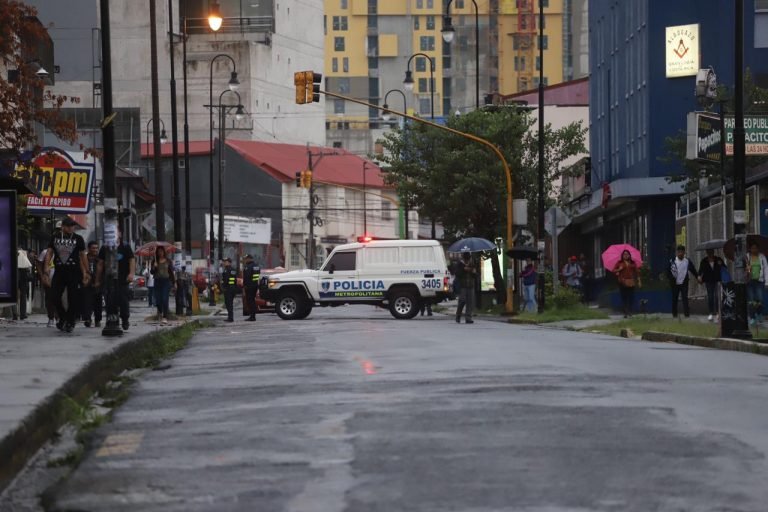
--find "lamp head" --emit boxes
[235,105,246,121]
[160,129,168,144]
[208,1,223,31]
[403,70,414,91]
[441,17,455,44]
[382,103,391,121]
[228,71,240,92]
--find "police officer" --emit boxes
[221,257,238,322]
[243,254,261,321]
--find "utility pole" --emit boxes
[363,161,367,235]
[307,149,315,269]
[536,0,546,313]
[100,0,122,336]
[168,0,181,254]
[731,0,751,339]
[150,0,166,241]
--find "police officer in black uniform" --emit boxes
[221,257,238,322]
[243,254,261,321]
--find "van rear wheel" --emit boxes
[389,290,419,319]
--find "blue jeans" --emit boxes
[523,284,537,312]
[154,278,172,318]
[747,280,763,320]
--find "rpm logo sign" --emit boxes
[13,149,95,214]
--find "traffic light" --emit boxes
[302,169,313,189]
[294,72,307,105]
[294,71,322,104]
[295,171,302,187]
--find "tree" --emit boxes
[0,0,79,158]
[378,108,587,303]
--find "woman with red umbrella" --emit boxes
[612,250,641,317]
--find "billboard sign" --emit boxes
[666,24,700,78]
[205,214,271,245]
[12,149,95,214]
[0,190,18,303]
[687,113,768,161]
[724,116,768,155]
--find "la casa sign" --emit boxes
[666,24,700,78]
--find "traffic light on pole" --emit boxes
[305,72,322,103]
[302,169,312,188]
[295,171,302,187]
[294,72,307,104]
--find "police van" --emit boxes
[261,240,451,320]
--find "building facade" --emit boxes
[571,0,768,294]
[323,0,587,155]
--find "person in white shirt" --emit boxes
[667,245,699,318]
[15,248,32,320]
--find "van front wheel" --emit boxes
[389,290,420,319]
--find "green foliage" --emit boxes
[517,304,609,323]
[549,286,582,309]
[378,108,587,239]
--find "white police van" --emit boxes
[261,240,451,320]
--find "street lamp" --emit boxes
[208,1,223,31]
[145,118,167,180]
[167,0,182,259]
[404,53,434,119]
[382,89,407,122]
[208,53,238,305]
[443,0,480,109]
[216,89,247,262]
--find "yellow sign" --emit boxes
[666,24,700,78]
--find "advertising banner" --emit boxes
[686,113,768,162]
[0,191,18,303]
[205,214,271,245]
[666,24,700,78]
[12,148,95,214]
[724,116,768,155]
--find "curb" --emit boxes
[641,331,768,356]
[0,320,204,493]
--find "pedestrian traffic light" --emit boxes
[294,72,307,105]
[295,171,302,187]
[302,170,313,189]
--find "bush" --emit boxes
[548,287,581,309]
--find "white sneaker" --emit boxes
[47,319,54,328]
[707,314,713,322]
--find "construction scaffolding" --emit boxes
[509,0,536,92]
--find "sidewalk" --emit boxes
[0,301,211,491]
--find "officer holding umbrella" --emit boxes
[447,237,497,325]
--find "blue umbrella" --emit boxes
[447,237,497,254]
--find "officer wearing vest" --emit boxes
[221,257,238,322]
[243,254,261,321]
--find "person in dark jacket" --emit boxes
[698,249,725,322]
[667,245,699,318]
[520,259,537,312]
[221,257,238,322]
[243,254,260,321]
[455,252,477,324]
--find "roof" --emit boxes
[499,77,589,107]
[140,141,213,159]
[226,140,386,188]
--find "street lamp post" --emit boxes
[207,53,239,305]
[403,52,434,119]
[382,89,409,239]
[167,0,181,253]
[144,118,167,180]
[442,0,480,110]
[363,161,368,235]
[216,90,246,262]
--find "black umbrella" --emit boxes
[695,239,727,251]
[506,246,538,260]
[447,237,497,254]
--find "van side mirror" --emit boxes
[328,264,336,274]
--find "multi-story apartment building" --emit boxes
[323,0,587,155]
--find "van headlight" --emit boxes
[267,278,279,288]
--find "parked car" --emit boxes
[128,275,149,301]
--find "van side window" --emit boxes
[323,251,356,271]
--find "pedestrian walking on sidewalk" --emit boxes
[96,232,135,330]
[613,250,640,317]
[745,243,768,325]
[455,252,476,324]
[151,246,174,323]
[561,256,583,295]
[15,247,32,320]
[698,249,725,322]
[520,258,537,312]
[221,257,238,322]
[144,264,155,307]
[667,245,698,318]
[45,218,89,332]
[81,241,102,327]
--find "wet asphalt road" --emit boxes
[49,307,768,512]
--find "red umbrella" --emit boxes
[601,244,643,271]
[135,241,177,257]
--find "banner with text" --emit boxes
[205,214,271,245]
[12,149,95,214]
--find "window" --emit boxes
[419,98,432,116]
[341,16,348,30]
[513,35,520,50]
[343,57,349,72]
[340,0,348,8]
[334,99,345,114]
[333,16,339,30]
[535,56,541,70]
[332,58,338,72]
[757,1,768,47]
[332,141,343,148]
[323,251,356,272]
[426,15,435,29]
[540,34,548,49]
[416,56,426,72]
[368,0,377,13]
[323,15,327,35]
[290,244,302,268]
[381,200,392,220]
[456,0,465,7]
[337,77,350,93]
[417,0,423,7]
[427,0,433,7]
[420,35,435,51]
[334,37,345,51]
[418,77,429,93]
[533,76,549,87]
[367,35,378,55]
[414,16,420,30]
[442,40,451,68]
